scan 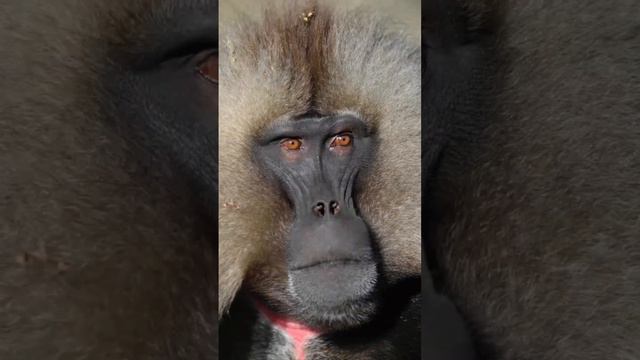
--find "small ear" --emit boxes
[423,0,502,49]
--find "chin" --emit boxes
[287,260,380,331]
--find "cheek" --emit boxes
[246,228,293,300]
[283,150,303,163]
[194,85,218,129]
[279,143,310,163]
[329,145,353,158]
[211,87,218,109]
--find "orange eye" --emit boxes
[330,133,352,148]
[197,53,218,84]
[281,138,302,151]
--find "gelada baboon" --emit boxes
[425,0,640,359]
[218,1,421,358]
[0,1,218,358]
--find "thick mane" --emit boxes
[218,0,420,316]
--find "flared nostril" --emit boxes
[329,201,340,215]
[313,202,325,217]
[312,201,341,217]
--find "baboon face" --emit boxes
[253,113,379,326]
[219,2,421,331]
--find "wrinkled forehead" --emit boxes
[258,114,366,140]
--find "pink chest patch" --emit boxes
[255,302,320,360]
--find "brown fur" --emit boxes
[0,1,217,358]
[427,0,640,359]
[218,0,420,320]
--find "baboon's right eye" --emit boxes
[197,52,218,84]
[281,138,302,151]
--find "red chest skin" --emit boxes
[255,302,321,360]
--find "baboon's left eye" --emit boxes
[330,133,352,148]
[197,52,218,84]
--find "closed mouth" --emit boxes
[289,258,370,272]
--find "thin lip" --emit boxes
[289,258,374,272]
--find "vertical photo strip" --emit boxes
[218,0,422,359]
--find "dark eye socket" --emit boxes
[196,51,218,84]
